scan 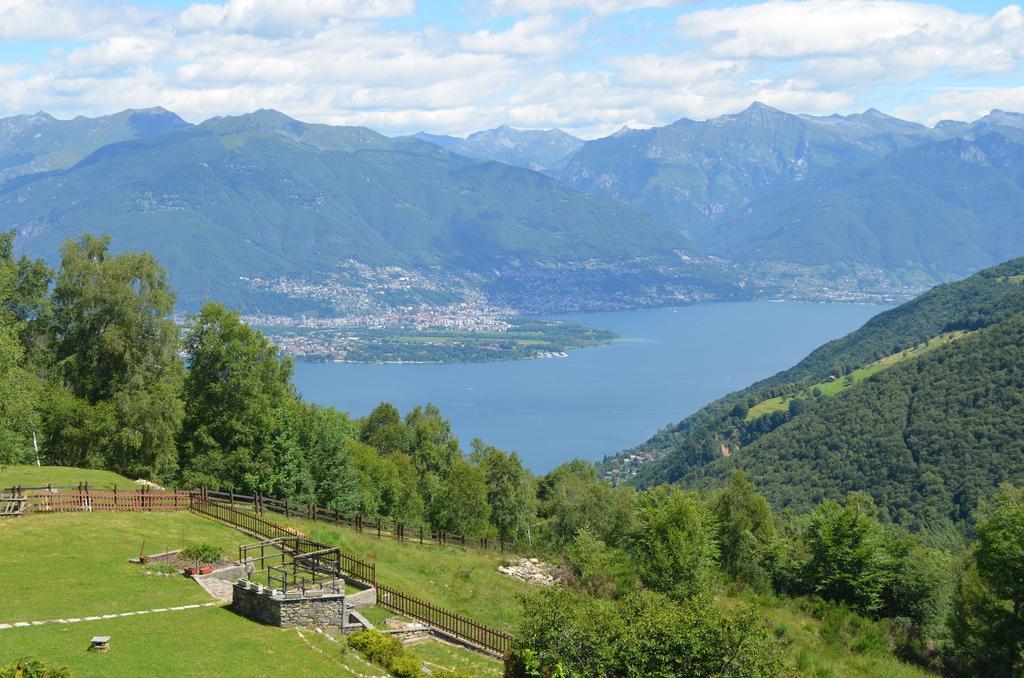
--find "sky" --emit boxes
[2,0,1024,137]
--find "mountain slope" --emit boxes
[690,312,1024,530]
[4,111,721,312]
[413,125,583,170]
[556,103,1024,290]
[712,131,1024,283]
[0,108,189,182]
[556,103,923,242]
[611,258,1024,530]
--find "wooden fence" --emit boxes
[189,497,376,587]
[2,484,191,513]
[191,494,511,657]
[201,488,509,552]
[377,584,513,657]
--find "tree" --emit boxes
[709,471,779,587]
[404,404,461,512]
[359,402,411,456]
[470,439,535,542]
[300,404,361,512]
[565,526,638,599]
[429,458,490,537]
[627,486,718,601]
[951,484,1024,676]
[510,588,783,677]
[47,234,183,480]
[0,324,39,466]
[179,302,293,491]
[802,494,894,613]
[538,459,635,547]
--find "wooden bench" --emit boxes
[0,495,27,517]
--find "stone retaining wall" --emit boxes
[231,580,346,628]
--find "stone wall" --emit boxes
[231,580,347,628]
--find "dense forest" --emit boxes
[2,232,1023,676]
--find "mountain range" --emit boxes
[2,109,724,313]
[412,125,582,171]
[5,103,1024,313]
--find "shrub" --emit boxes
[348,630,404,666]
[387,654,423,678]
[0,657,71,678]
[347,629,424,676]
[179,542,222,566]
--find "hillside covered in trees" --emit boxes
[613,257,1024,534]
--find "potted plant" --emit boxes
[180,542,222,576]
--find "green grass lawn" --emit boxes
[1,508,508,676]
[272,516,534,633]
[0,605,377,677]
[0,465,136,490]
[0,512,249,621]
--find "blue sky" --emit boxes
[2,0,1023,136]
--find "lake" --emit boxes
[292,301,888,472]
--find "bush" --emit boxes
[179,542,222,566]
[347,629,423,677]
[387,654,423,678]
[348,630,404,666]
[0,657,71,678]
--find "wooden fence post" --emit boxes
[284,498,290,518]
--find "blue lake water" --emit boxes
[292,301,888,472]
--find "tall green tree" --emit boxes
[470,439,535,542]
[429,458,490,537]
[627,486,718,601]
[802,494,894,613]
[359,402,411,456]
[951,484,1024,676]
[46,234,183,480]
[179,302,293,491]
[538,459,636,547]
[709,471,779,587]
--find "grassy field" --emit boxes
[0,512,250,621]
[272,515,534,633]
[746,331,969,421]
[0,606,362,677]
[0,508,503,676]
[0,465,136,490]
[731,594,933,678]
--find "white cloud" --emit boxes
[178,0,414,36]
[0,0,154,40]
[677,1,1024,69]
[459,14,586,55]
[1,0,1024,138]
[895,86,1024,125]
[482,0,685,16]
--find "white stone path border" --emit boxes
[0,602,219,630]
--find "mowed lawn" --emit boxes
[274,515,535,633]
[0,465,137,490]
[0,606,362,677]
[0,511,249,621]
[0,507,506,675]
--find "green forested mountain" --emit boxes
[617,257,1024,533]
[3,110,724,312]
[0,108,189,182]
